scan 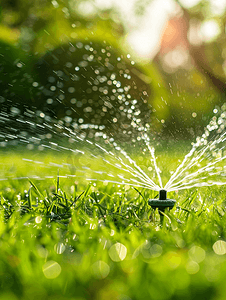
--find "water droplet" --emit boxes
[32,82,39,87]
[54,243,66,254]
[35,216,42,223]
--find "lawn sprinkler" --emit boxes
[148,189,176,223]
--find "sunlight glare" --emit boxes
[210,0,226,15]
[179,0,201,8]
[95,0,177,59]
[126,0,177,59]
[200,20,221,42]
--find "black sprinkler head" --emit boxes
[159,189,167,201]
[148,189,176,222]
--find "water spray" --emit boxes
[148,189,176,223]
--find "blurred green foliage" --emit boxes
[0,0,170,139]
[1,0,226,137]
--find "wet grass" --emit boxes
[0,151,226,300]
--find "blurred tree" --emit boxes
[153,0,226,137]
[0,0,168,142]
[7,0,226,139]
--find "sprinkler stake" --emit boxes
[148,189,176,223]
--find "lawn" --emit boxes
[0,149,226,300]
[1,0,226,298]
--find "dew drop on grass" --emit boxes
[35,216,42,223]
[54,242,66,254]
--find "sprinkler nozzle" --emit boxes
[159,189,167,200]
[148,189,176,223]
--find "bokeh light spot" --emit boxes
[91,260,110,279]
[42,261,61,279]
[188,246,206,263]
[109,243,127,262]
[186,260,200,274]
[213,240,226,255]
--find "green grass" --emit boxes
[1,150,226,300]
